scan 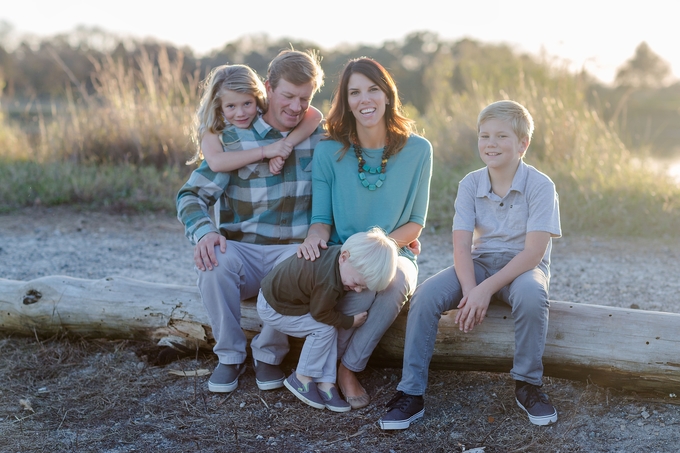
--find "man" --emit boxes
[177,49,325,393]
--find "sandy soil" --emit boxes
[1,207,679,452]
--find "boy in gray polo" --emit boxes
[379,100,561,429]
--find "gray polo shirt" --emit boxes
[453,160,561,274]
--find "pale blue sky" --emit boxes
[1,0,677,85]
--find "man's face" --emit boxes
[264,78,315,131]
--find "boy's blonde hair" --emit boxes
[341,227,398,292]
[190,64,267,163]
[478,100,534,143]
[267,49,324,94]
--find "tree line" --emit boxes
[1,28,678,156]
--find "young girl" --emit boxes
[191,64,322,174]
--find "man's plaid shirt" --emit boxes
[177,115,325,245]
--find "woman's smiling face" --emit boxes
[347,72,388,131]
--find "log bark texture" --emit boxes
[1,276,679,394]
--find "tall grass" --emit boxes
[40,47,200,167]
[0,49,198,212]
[1,45,679,236]
[419,47,680,237]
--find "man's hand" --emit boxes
[194,232,226,271]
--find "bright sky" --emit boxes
[1,0,677,85]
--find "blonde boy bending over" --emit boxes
[258,227,398,412]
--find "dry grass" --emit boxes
[2,47,199,168]
[419,54,680,237]
[2,45,680,236]
[2,335,679,453]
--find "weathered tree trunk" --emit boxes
[1,276,679,394]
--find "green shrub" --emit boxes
[0,160,184,213]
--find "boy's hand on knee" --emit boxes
[455,290,491,333]
[352,311,368,328]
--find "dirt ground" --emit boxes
[1,207,679,452]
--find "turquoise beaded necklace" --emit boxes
[353,139,389,191]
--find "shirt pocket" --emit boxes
[299,157,313,172]
[506,201,529,231]
[237,162,273,180]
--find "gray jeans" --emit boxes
[335,255,418,372]
[397,252,550,396]
[196,241,298,366]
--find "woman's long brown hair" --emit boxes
[325,58,415,159]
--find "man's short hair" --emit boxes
[478,100,534,143]
[267,49,324,94]
[341,227,398,292]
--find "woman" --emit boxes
[297,57,432,408]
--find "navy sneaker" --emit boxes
[253,359,285,390]
[378,391,425,430]
[284,373,325,410]
[208,363,245,393]
[515,384,558,426]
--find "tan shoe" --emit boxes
[338,363,371,409]
[338,381,370,409]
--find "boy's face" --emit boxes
[477,118,529,171]
[338,252,368,293]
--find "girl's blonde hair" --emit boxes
[189,64,267,164]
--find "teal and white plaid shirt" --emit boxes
[177,115,325,245]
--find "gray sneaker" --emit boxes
[284,373,325,409]
[208,363,245,393]
[515,384,558,426]
[319,386,351,412]
[253,359,285,390]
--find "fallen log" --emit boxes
[1,276,679,394]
